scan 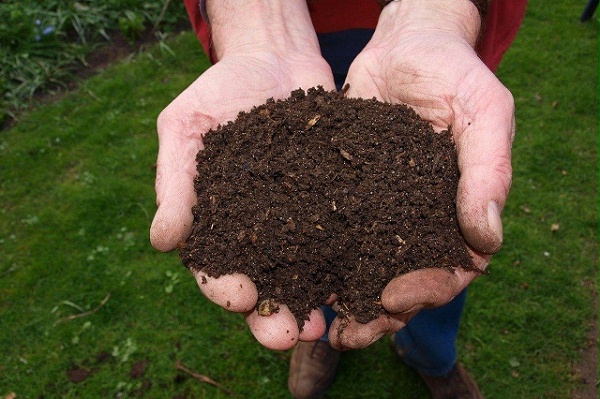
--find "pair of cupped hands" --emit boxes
[150,1,514,351]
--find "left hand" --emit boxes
[150,0,337,351]
[328,0,515,349]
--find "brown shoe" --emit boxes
[288,340,341,399]
[390,335,484,399]
[418,363,485,399]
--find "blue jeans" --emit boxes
[317,29,467,378]
[320,290,467,377]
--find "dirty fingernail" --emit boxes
[487,200,503,252]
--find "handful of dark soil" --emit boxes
[180,86,476,327]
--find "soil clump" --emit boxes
[180,86,477,327]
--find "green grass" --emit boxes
[0,0,598,397]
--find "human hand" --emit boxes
[150,0,335,350]
[328,0,515,349]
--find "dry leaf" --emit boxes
[175,360,232,394]
[519,205,531,214]
[67,367,92,383]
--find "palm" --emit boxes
[177,53,335,128]
[328,33,515,349]
[347,33,500,129]
[152,52,334,250]
[348,31,515,252]
[151,52,335,350]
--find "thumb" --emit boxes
[150,107,208,252]
[150,171,197,252]
[455,111,514,255]
[457,194,504,255]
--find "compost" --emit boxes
[180,86,476,327]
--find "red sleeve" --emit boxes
[308,0,381,32]
[476,1,528,72]
[308,0,527,71]
[183,0,216,63]
[183,0,527,71]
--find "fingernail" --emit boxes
[487,201,503,251]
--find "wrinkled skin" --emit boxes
[151,51,336,350]
[150,2,514,351]
[328,29,514,350]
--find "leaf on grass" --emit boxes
[54,292,110,325]
[175,360,233,395]
[61,300,85,312]
[67,367,93,383]
[519,205,531,214]
[130,360,149,379]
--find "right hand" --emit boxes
[150,0,336,351]
[327,0,514,350]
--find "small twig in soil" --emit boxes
[340,83,350,95]
[175,360,233,395]
[53,292,111,326]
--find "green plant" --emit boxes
[46,1,113,44]
[0,4,37,50]
[0,0,187,124]
[118,10,146,44]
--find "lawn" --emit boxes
[0,0,598,398]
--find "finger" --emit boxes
[298,308,327,342]
[454,82,515,255]
[150,170,197,252]
[150,98,214,252]
[193,271,258,313]
[328,312,412,350]
[381,267,477,314]
[324,293,338,305]
[245,304,301,351]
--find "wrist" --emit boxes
[379,0,487,21]
[375,0,482,47]
[206,0,322,61]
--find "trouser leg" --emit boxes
[393,289,468,376]
[320,289,467,377]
